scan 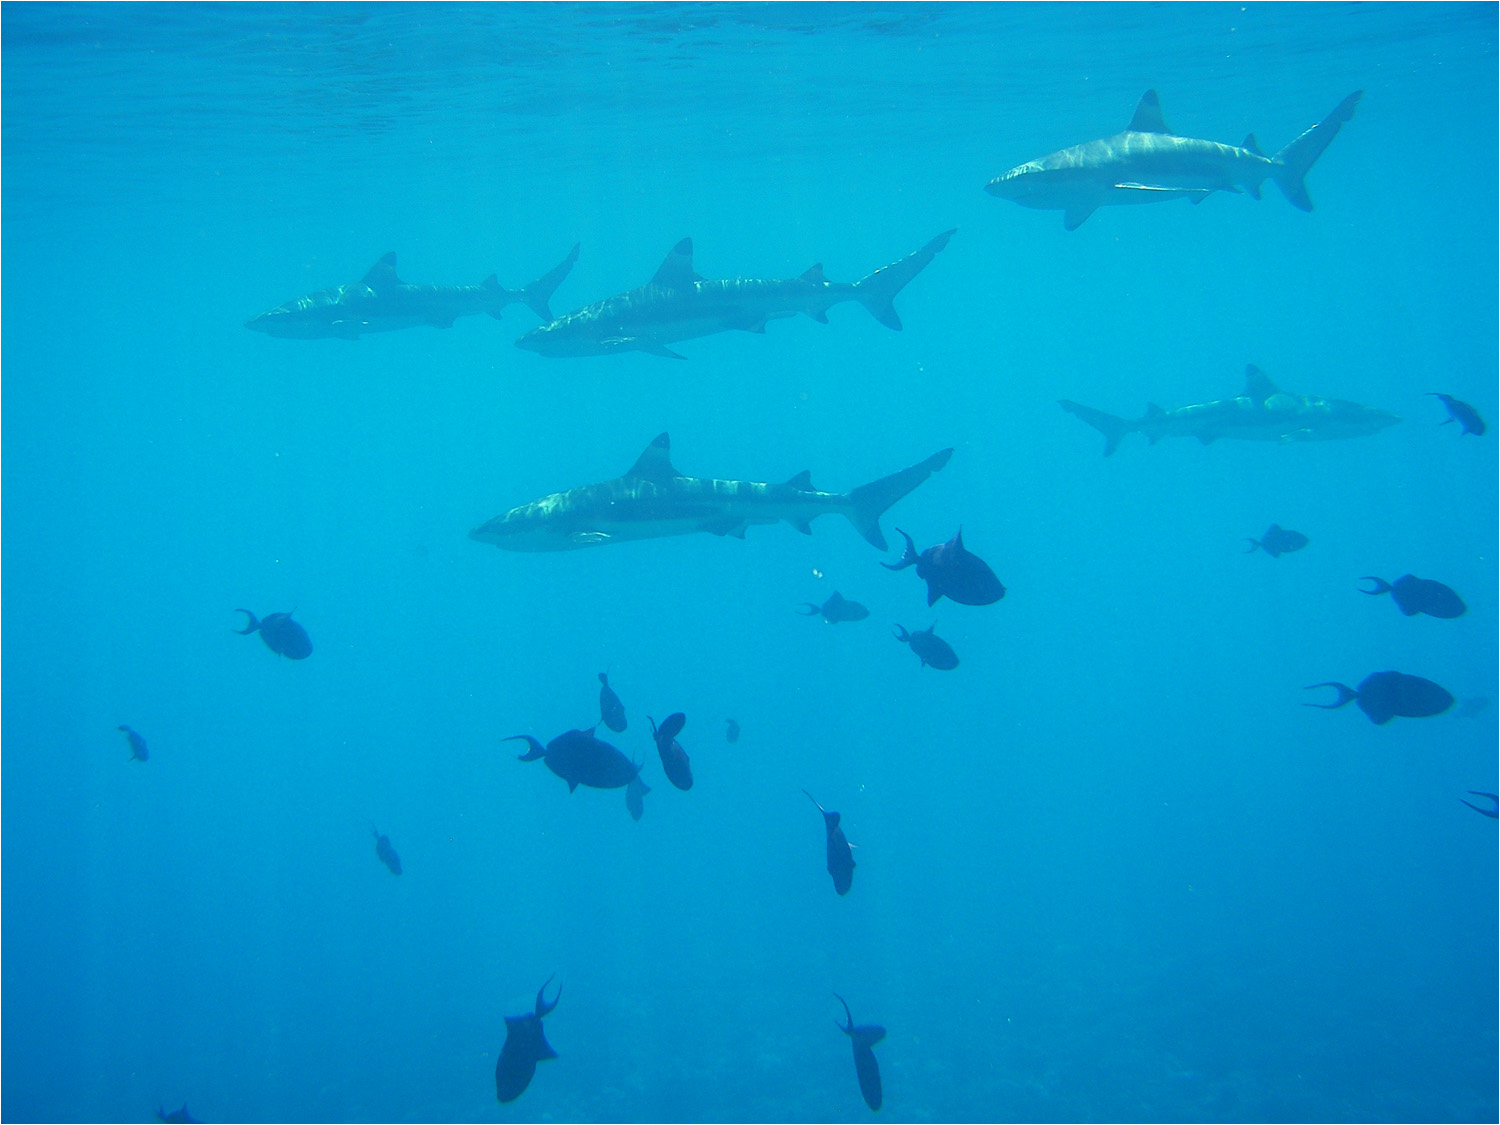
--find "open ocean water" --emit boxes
[2,4,1496,1122]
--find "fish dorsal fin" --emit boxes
[786,470,815,491]
[361,252,402,287]
[624,432,681,482]
[800,263,826,283]
[1243,364,1279,399]
[650,239,696,289]
[1241,132,1265,157]
[1127,90,1173,134]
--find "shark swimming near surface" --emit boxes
[986,89,1362,229]
[1061,365,1399,455]
[514,231,955,359]
[469,433,952,552]
[245,245,579,339]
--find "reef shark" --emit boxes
[986,89,1362,229]
[469,433,952,552]
[514,230,955,359]
[1061,365,1399,455]
[245,245,578,339]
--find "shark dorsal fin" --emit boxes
[1241,132,1265,157]
[1127,90,1173,134]
[785,470,815,491]
[800,263,826,283]
[1243,365,1279,399]
[362,252,402,287]
[625,433,681,482]
[650,239,697,290]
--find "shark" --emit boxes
[514,230,955,359]
[985,89,1362,230]
[1061,365,1400,455]
[469,433,952,552]
[245,245,579,339]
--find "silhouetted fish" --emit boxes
[597,672,627,732]
[118,725,149,763]
[833,994,885,1111]
[883,528,1005,606]
[893,624,959,670]
[1429,393,1487,436]
[725,718,740,744]
[1304,671,1455,725]
[506,729,649,818]
[1243,525,1308,557]
[495,977,560,1103]
[803,790,855,896]
[798,590,870,624]
[626,777,647,822]
[234,609,312,659]
[649,713,694,791]
[1359,574,1466,619]
[156,1104,201,1124]
[1460,792,1498,819]
[372,827,402,875]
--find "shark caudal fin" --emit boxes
[515,244,581,321]
[1060,400,1134,456]
[845,449,953,551]
[852,230,955,330]
[1271,91,1362,212]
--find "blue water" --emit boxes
[3,4,1496,1122]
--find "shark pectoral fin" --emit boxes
[789,519,813,535]
[571,531,611,545]
[808,308,830,324]
[1245,182,1263,200]
[1062,205,1096,231]
[635,338,687,359]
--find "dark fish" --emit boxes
[893,624,959,671]
[649,712,694,791]
[725,718,740,744]
[833,994,885,1112]
[597,672,627,732]
[883,528,1005,607]
[156,1105,201,1124]
[803,790,855,896]
[506,728,649,819]
[798,591,870,624]
[1243,525,1308,558]
[495,976,560,1103]
[1460,791,1498,819]
[234,609,312,659]
[118,725,149,763]
[626,776,648,822]
[372,827,402,875]
[1304,671,1455,725]
[1429,393,1487,436]
[1359,574,1466,619]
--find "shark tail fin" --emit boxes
[845,449,953,551]
[851,229,955,330]
[517,244,581,321]
[1271,91,1362,212]
[1059,400,1133,456]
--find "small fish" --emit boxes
[883,527,1005,606]
[626,776,648,822]
[506,729,649,819]
[597,672,627,732]
[1305,671,1455,725]
[833,994,886,1112]
[893,624,959,670]
[725,718,741,744]
[798,591,870,624]
[1460,792,1498,819]
[803,790,855,896]
[1429,393,1487,436]
[1359,574,1466,619]
[1243,525,1308,558]
[156,1105,201,1124]
[372,827,402,875]
[495,976,560,1103]
[118,725,149,763]
[649,712,694,791]
[234,609,313,659]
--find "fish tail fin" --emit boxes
[504,734,547,761]
[517,243,580,321]
[1271,91,1362,212]
[1242,538,1261,553]
[232,608,259,634]
[1060,400,1134,456]
[1358,576,1393,596]
[1304,682,1357,709]
[845,449,953,551]
[851,229,955,330]
[796,604,821,616]
[879,527,920,571]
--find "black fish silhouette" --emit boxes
[234,609,313,659]
[893,624,959,670]
[803,790,855,895]
[506,729,649,819]
[1359,574,1466,619]
[1243,525,1308,557]
[1460,791,1498,819]
[1429,393,1487,436]
[725,718,741,744]
[156,1105,201,1124]
[495,977,560,1103]
[883,528,1005,606]
[834,994,885,1111]
[798,591,870,624]
[597,672,627,732]
[118,725,149,763]
[649,712,694,791]
[372,827,402,875]
[1304,671,1455,725]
